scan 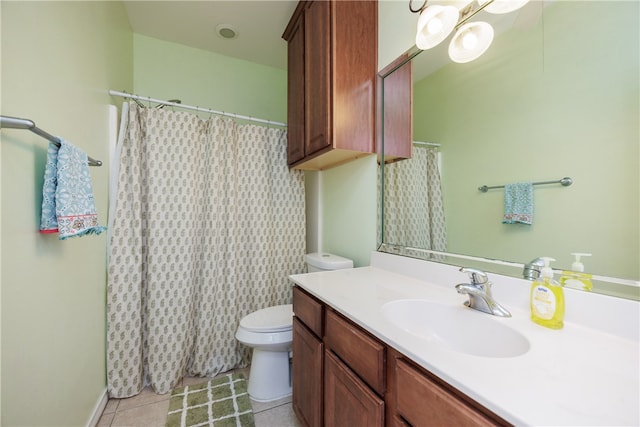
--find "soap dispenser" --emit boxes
[530,257,565,329]
[560,253,593,291]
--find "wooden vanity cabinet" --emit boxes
[292,286,509,427]
[282,0,378,170]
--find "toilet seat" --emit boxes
[239,304,293,333]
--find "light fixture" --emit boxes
[448,21,494,63]
[410,0,528,63]
[415,5,459,50]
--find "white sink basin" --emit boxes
[382,299,530,358]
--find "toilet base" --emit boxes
[247,348,292,402]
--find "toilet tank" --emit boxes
[305,252,354,272]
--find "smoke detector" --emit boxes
[216,24,238,39]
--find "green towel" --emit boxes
[502,182,533,225]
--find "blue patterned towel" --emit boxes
[502,182,534,225]
[40,140,106,239]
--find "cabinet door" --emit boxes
[333,0,377,153]
[324,350,384,427]
[286,11,305,165]
[292,317,323,427]
[304,0,331,157]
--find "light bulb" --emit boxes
[462,31,478,50]
[426,17,443,35]
[415,5,459,50]
[449,21,494,63]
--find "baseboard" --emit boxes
[86,388,108,427]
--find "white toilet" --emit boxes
[235,252,354,402]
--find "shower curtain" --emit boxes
[382,145,447,251]
[106,103,306,398]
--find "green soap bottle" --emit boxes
[530,257,565,329]
[560,253,593,292]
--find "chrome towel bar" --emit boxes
[478,177,572,193]
[1,115,102,166]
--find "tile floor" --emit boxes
[97,368,302,427]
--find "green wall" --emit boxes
[320,157,378,267]
[1,1,133,425]
[413,1,639,279]
[132,34,287,124]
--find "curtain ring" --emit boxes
[132,95,145,109]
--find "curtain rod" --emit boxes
[1,115,102,166]
[413,141,440,147]
[109,90,287,128]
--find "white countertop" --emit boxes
[289,252,640,426]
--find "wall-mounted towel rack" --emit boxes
[478,177,573,193]
[0,115,102,166]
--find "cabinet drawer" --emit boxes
[395,359,505,427]
[293,286,324,337]
[325,309,385,395]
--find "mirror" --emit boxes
[379,0,639,300]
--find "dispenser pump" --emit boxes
[571,253,591,272]
[540,257,555,279]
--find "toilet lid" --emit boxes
[240,304,293,333]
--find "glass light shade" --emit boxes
[448,21,494,63]
[415,5,459,50]
[479,0,530,14]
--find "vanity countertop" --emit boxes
[289,253,640,426]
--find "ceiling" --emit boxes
[123,1,299,70]
[124,1,546,80]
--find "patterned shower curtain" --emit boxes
[382,145,447,251]
[106,103,306,398]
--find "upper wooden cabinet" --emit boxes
[282,0,378,170]
[377,54,413,163]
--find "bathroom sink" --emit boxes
[382,299,530,358]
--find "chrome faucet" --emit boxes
[455,267,511,317]
[523,257,545,280]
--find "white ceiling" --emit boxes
[123,1,299,70]
[123,1,547,78]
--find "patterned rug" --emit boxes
[166,373,255,427]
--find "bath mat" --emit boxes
[166,373,255,427]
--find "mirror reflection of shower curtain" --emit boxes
[383,145,447,251]
[105,102,306,398]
